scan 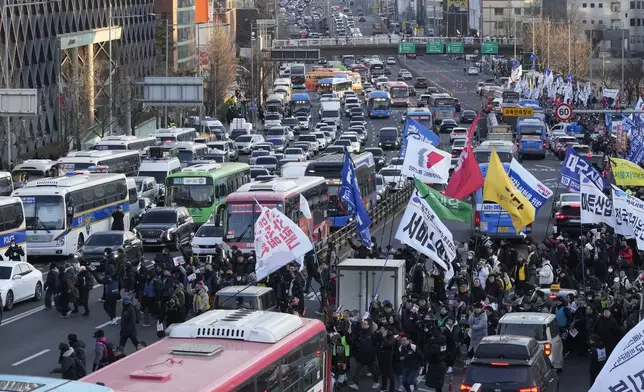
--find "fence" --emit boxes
[271,36,522,48]
[316,183,414,263]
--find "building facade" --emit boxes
[154,0,197,72]
[0,0,156,161]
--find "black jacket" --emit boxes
[111,210,125,231]
[120,302,138,337]
[589,341,608,375]
[45,269,59,292]
[70,339,86,367]
[375,333,396,371]
[4,245,24,261]
[351,327,377,364]
[52,348,83,380]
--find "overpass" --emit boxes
[264,36,524,61]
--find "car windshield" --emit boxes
[22,195,65,230]
[265,114,280,121]
[380,129,398,140]
[463,110,476,116]
[250,168,269,179]
[267,129,285,136]
[0,266,12,280]
[498,323,547,340]
[140,210,177,224]
[236,135,252,143]
[326,147,345,154]
[285,148,303,155]
[85,233,124,246]
[353,116,365,122]
[256,157,278,165]
[252,151,270,158]
[195,224,221,237]
[376,176,384,186]
[138,171,168,185]
[466,364,530,383]
[380,168,401,177]
[452,128,467,134]
[366,149,383,158]
[390,158,404,166]
[475,151,513,163]
[335,140,350,146]
[561,194,580,202]
[282,118,298,126]
[573,146,590,153]
[300,135,317,142]
[452,140,466,148]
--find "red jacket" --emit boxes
[619,247,634,265]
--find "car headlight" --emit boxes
[56,237,65,246]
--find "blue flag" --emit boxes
[339,150,372,247]
[626,115,644,165]
[400,117,440,157]
[559,149,607,192]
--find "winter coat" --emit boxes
[538,261,554,285]
[398,342,424,370]
[70,339,86,368]
[45,269,59,292]
[467,312,488,352]
[589,341,608,375]
[424,335,448,389]
[593,316,621,352]
[375,333,396,372]
[120,302,138,338]
[192,286,210,314]
[351,328,377,365]
[52,348,82,380]
[93,337,110,368]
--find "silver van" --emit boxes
[214,286,278,311]
[133,176,159,204]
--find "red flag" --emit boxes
[467,112,480,139]
[444,142,484,200]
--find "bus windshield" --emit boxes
[178,151,197,163]
[475,151,514,163]
[227,202,283,241]
[370,98,389,109]
[22,195,65,230]
[434,98,455,106]
[167,178,214,208]
[390,87,408,98]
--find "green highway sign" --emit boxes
[426,41,444,54]
[481,41,499,54]
[398,41,416,54]
[446,41,464,54]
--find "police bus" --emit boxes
[91,135,158,153]
[151,128,198,143]
[57,150,141,176]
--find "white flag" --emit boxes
[254,205,313,281]
[580,174,614,227]
[611,185,644,248]
[590,317,644,392]
[395,192,457,274]
[300,194,312,219]
[401,139,451,184]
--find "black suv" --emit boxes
[461,335,559,392]
[134,207,194,249]
[80,231,144,271]
[414,77,428,89]
[553,205,593,235]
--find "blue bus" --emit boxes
[429,93,457,124]
[304,152,377,229]
[401,107,433,129]
[289,93,312,116]
[0,375,116,392]
[516,118,547,159]
[367,91,391,118]
[474,162,532,239]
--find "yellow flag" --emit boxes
[482,148,536,232]
[610,157,644,186]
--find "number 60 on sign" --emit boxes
[555,103,573,121]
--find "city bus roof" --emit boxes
[226,176,326,202]
[369,91,390,98]
[14,173,127,195]
[162,142,209,152]
[170,162,250,177]
[12,159,57,172]
[387,81,408,87]
[58,150,140,163]
[94,135,157,146]
[150,128,197,136]
[291,93,311,101]
[81,310,325,392]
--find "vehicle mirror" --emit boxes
[12,274,22,280]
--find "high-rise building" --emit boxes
[0,0,156,160]
[155,0,197,72]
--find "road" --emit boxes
[0,7,591,392]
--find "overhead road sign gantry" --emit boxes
[426,41,444,54]
[481,41,499,54]
[398,41,415,54]
[555,103,573,122]
[502,107,534,117]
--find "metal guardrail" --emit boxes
[271,36,522,48]
[316,183,414,262]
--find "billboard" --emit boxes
[446,0,468,11]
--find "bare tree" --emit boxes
[524,20,589,77]
[59,72,88,153]
[607,59,644,103]
[500,1,516,39]
[203,28,237,116]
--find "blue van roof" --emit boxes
[0,375,114,392]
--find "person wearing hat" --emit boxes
[119,295,140,350]
[467,302,488,358]
[192,280,210,316]
[75,266,92,316]
[50,342,85,380]
[92,329,112,370]
[67,334,86,369]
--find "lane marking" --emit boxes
[11,349,51,366]
[95,316,121,329]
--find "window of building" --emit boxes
[591,20,595,23]
[631,18,636,26]
[639,18,642,26]
[638,1,642,8]
[599,20,603,24]
[494,8,503,15]
[583,19,587,23]
[514,7,522,15]
[582,2,587,6]
[590,3,595,7]
[598,3,602,7]
[631,1,636,8]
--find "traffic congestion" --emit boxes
[0,0,642,390]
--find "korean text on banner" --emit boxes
[611,185,644,249]
[589,317,644,392]
[254,206,313,281]
[610,157,644,186]
[482,149,535,232]
[580,174,614,227]
[414,178,472,223]
[395,193,456,276]
[559,148,607,192]
[508,158,553,211]
[400,117,441,158]
[402,140,451,184]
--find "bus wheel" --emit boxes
[77,234,85,250]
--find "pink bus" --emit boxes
[82,310,330,392]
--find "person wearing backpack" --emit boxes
[92,329,113,371]
[119,295,140,350]
[50,342,86,380]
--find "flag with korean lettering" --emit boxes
[580,174,614,227]
[589,317,644,392]
[611,185,644,250]
[253,204,313,281]
[508,158,553,212]
[395,192,456,280]
[559,148,608,192]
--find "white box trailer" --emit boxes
[336,258,406,315]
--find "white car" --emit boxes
[450,127,468,143]
[476,81,485,94]
[263,113,282,128]
[284,147,308,161]
[298,134,321,153]
[402,72,413,80]
[0,261,44,310]
[313,132,328,149]
[379,166,406,191]
[386,57,396,65]
[339,135,360,153]
[296,115,310,132]
[192,223,224,262]
[467,67,479,75]
[235,134,265,154]
[388,157,404,168]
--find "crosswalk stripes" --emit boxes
[304,291,321,300]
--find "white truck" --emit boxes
[230,118,253,134]
[319,98,342,129]
[336,258,407,315]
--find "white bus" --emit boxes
[13,174,130,256]
[151,128,198,143]
[0,171,14,196]
[12,159,59,185]
[0,196,27,260]
[91,135,158,152]
[57,150,141,176]
[164,142,209,166]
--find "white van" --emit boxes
[214,286,278,311]
[138,149,182,205]
[281,161,309,179]
[497,312,565,370]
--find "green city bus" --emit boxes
[165,162,251,224]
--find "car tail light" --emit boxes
[474,211,480,227]
[562,147,567,153]
[555,213,566,221]
[543,140,547,148]
[586,152,592,158]
[544,343,552,356]
[491,362,509,366]
[459,385,473,391]
[516,139,519,146]
[433,111,437,117]
[519,387,540,392]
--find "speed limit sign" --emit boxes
[555,103,573,122]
